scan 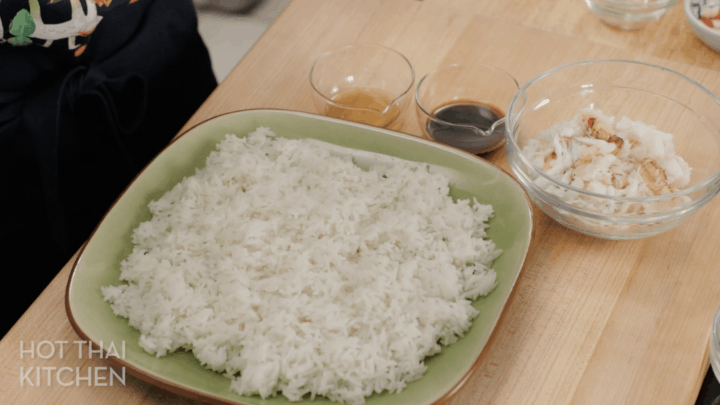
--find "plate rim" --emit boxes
[65,108,534,405]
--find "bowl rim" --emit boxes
[684,0,720,37]
[414,63,520,133]
[309,43,416,116]
[509,156,718,221]
[505,58,720,204]
[712,302,720,381]
[590,0,678,11]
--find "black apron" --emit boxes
[0,0,217,335]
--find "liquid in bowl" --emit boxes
[325,87,402,128]
[427,100,505,139]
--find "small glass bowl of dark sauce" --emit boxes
[415,64,519,154]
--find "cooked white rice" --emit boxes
[101,127,501,404]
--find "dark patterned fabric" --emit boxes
[0,0,217,336]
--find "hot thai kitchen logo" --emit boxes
[19,340,126,387]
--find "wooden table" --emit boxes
[3,0,720,404]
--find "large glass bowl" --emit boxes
[505,59,720,240]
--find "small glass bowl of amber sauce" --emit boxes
[309,44,414,130]
[415,64,519,154]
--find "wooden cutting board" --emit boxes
[182,2,720,405]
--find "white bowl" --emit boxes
[684,0,720,53]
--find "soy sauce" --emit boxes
[426,101,505,154]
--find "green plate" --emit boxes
[66,110,533,405]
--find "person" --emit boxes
[0,0,217,337]
[194,0,261,12]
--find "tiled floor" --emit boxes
[196,0,291,82]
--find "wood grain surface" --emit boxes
[3,1,720,404]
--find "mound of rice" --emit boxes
[102,127,501,404]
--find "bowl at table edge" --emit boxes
[504,59,720,240]
[712,302,720,382]
[684,0,720,53]
[584,0,678,30]
[66,109,534,405]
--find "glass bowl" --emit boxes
[309,44,414,130]
[584,0,678,30]
[504,59,720,240]
[415,64,519,154]
[712,302,720,383]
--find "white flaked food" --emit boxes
[101,128,501,404]
[522,109,692,216]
